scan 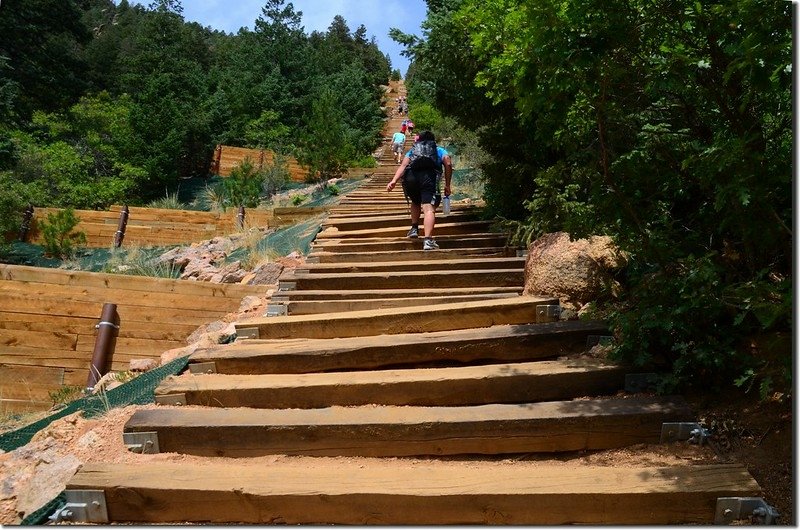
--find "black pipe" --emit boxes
[87,303,120,390]
[113,205,129,248]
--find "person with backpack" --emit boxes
[391,130,406,164]
[386,130,453,250]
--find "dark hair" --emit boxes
[418,130,435,142]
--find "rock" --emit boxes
[238,295,267,314]
[210,261,246,284]
[558,307,579,321]
[15,454,81,523]
[247,262,284,285]
[160,346,193,365]
[129,359,158,372]
[523,232,627,310]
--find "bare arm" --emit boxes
[387,157,410,192]
[442,154,453,197]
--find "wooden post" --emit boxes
[18,204,34,242]
[237,206,245,229]
[211,144,222,176]
[87,303,120,390]
[113,205,129,248]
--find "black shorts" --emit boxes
[402,169,441,206]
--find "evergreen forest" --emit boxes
[0,0,392,222]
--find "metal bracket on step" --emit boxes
[660,422,710,445]
[535,304,561,323]
[278,281,296,291]
[270,295,290,303]
[123,431,160,454]
[516,249,528,258]
[266,304,288,317]
[189,362,217,375]
[155,393,186,406]
[625,373,659,393]
[715,497,779,525]
[236,327,260,339]
[49,490,108,524]
[306,256,320,264]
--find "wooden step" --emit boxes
[310,233,509,252]
[154,358,625,408]
[325,205,478,219]
[125,395,694,457]
[66,462,759,524]
[279,268,524,290]
[322,211,479,231]
[308,247,514,263]
[276,293,520,314]
[316,220,493,240]
[234,297,558,340]
[269,286,523,301]
[298,256,525,274]
[192,321,607,374]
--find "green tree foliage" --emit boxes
[222,158,264,208]
[0,0,91,120]
[399,0,791,394]
[298,86,353,180]
[6,93,145,209]
[38,208,87,259]
[0,0,391,222]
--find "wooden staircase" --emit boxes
[64,81,761,524]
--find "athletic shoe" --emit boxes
[423,238,439,251]
[406,227,419,238]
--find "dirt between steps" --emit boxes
[0,390,791,525]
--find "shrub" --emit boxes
[291,194,307,206]
[327,184,340,196]
[352,155,377,168]
[38,208,86,259]
[147,192,185,210]
[223,158,263,208]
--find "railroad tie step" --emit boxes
[232,296,560,340]
[191,320,608,374]
[153,358,626,408]
[65,461,759,524]
[125,395,694,457]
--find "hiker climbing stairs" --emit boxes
[64,79,763,525]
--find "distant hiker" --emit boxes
[391,130,406,164]
[386,130,453,251]
[406,120,415,136]
[400,119,408,134]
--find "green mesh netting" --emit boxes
[0,354,190,453]
[3,355,190,525]
[1,241,178,273]
[227,215,325,261]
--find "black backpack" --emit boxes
[407,140,439,172]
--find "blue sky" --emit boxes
[151,1,428,75]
